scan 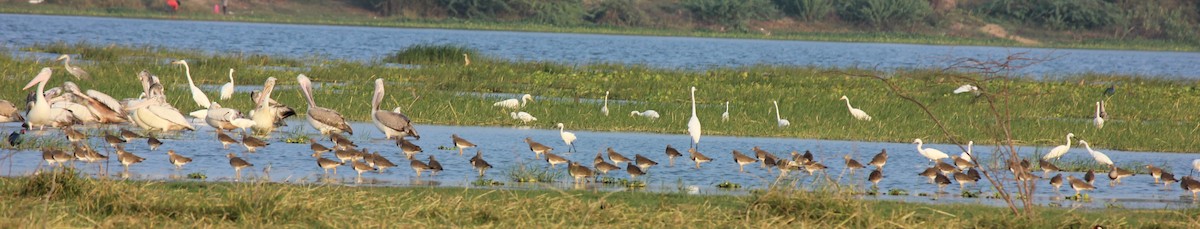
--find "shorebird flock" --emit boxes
[3,57,1200,200]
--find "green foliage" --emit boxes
[979,0,1118,30]
[505,163,560,183]
[19,167,89,200]
[716,181,741,189]
[442,0,516,19]
[187,172,208,180]
[682,0,778,30]
[1115,0,1198,42]
[836,0,931,28]
[384,44,480,65]
[516,0,586,26]
[586,0,649,26]
[772,0,833,21]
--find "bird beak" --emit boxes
[23,68,52,91]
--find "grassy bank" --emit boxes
[1,2,1198,52]
[1,169,1195,227]
[2,42,1200,153]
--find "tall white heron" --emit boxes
[171,60,211,109]
[840,95,871,121]
[556,123,577,152]
[494,94,533,109]
[56,54,90,80]
[1042,133,1074,160]
[914,138,949,163]
[1093,102,1104,129]
[721,101,730,122]
[601,90,609,116]
[687,86,701,149]
[372,78,419,140]
[960,141,974,162]
[772,100,790,128]
[1078,140,1112,166]
[297,74,353,135]
[220,68,235,100]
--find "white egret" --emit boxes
[840,95,871,121]
[1093,101,1104,129]
[511,111,537,124]
[494,94,533,109]
[297,74,353,135]
[953,84,979,96]
[960,141,974,162]
[171,60,212,109]
[721,101,729,122]
[1192,159,1200,176]
[601,91,609,116]
[371,78,419,140]
[556,123,577,152]
[219,68,235,100]
[630,110,660,119]
[1078,140,1112,166]
[56,54,90,80]
[687,86,701,149]
[913,138,949,163]
[772,100,790,128]
[1042,133,1074,160]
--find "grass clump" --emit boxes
[187,172,208,180]
[505,163,560,183]
[470,178,504,186]
[17,167,90,200]
[384,44,480,65]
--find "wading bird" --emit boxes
[839,95,871,121]
[721,101,730,122]
[630,110,660,119]
[601,90,609,116]
[914,139,949,164]
[371,78,419,140]
[56,54,90,80]
[772,100,789,128]
[297,74,352,135]
[220,69,235,100]
[687,86,701,149]
[953,84,979,96]
[1079,140,1112,166]
[1093,102,1104,129]
[0,100,23,123]
[1042,133,1074,161]
[23,68,81,129]
[171,60,211,109]
[556,123,577,153]
[511,111,537,124]
[494,94,533,109]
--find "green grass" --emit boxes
[1,170,1197,227]
[3,43,1200,153]
[506,163,561,183]
[1,4,1198,52]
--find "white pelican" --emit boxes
[601,91,609,116]
[56,54,90,80]
[630,110,660,119]
[371,78,419,140]
[510,111,537,124]
[0,100,23,123]
[297,74,352,135]
[1093,102,1104,129]
[687,86,701,149]
[205,102,244,131]
[773,100,790,128]
[219,68,235,100]
[913,138,949,163]
[721,101,729,122]
[840,95,871,121]
[125,83,194,131]
[23,68,81,129]
[1078,140,1112,166]
[171,60,211,109]
[250,77,295,134]
[494,94,532,109]
[556,123,577,152]
[1042,133,1074,160]
[953,84,979,96]
[62,82,126,124]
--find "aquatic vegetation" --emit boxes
[505,163,560,183]
[716,181,741,189]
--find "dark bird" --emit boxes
[1102,85,1115,97]
[664,144,682,166]
[7,129,25,147]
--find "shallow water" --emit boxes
[3,14,1200,78]
[2,120,1197,209]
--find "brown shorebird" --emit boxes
[372,152,396,173]
[228,153,253,181]
[147,136,163,151]
[119,128,142,141]
[634,154,658,171]
[664,144,682,166]
[427,155,443,176]
[868,149,887,170]
[593,152,606,166]
[935,161,959,175]
[1067,175,1095,197]
[752,146,777,168]
[844,154,865,174]
[525,137,552,159]
[1049,174,1064,192]
[934,173,952,193]
[115,146,145,174]
[544,152,568,169]
[594,160,620,176]
[62,126,86,143]
[607,147,631,165]
[1146,164,1164,183]
[953,171,978,191]
[334,149,358,163]
[310,138,331,155]
[1161,172,1178,190]
[567,161,593,184]
[689,148,712,169]
[217,131,239,149]
[397,138,423,159]
[352,160,376,181]
[1107,165,1134,186]
[105,132,126,148]
[167,150,192,171]
[1039,159,1060,177]
[410,158,430,177]
[869,169,883,187]
[803,161,827,175]
[732,150,757,173]
[452,134,476,156]
[626,163,646,179]
[42,149,73,168]
[1183,176,1200,200]
[242,134,268,153]
[775,159,796,176]
[919,167,939,184]
[1084,170,1096,185]
[470,150,492,177]
[316,156,343,175]
[794,150,815,165]
[952,155,975,170]
[330,133,357,150]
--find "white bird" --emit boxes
[494,94,533,109]
[1099,101,1108,119]
[171,60,211,109]
[219,68,235,100]
[721,101,729,122]
[1042,133,1074,160]
[371,78,419,140]
[960,141,974,162]
[556,123,577,153]
[204,102,243,131]
[124,82,195,131]
[687,86,701,149]
[1078,140,1112,166]
[1093,101,1104,129]
[601,91,609,116]
[913,138,949,163]
[840,95,871,121]
[250,77,296,134]
[297,74,353,135]
[511,111,537,124]
[22,68,81,129]
[630,110,660,119]
[953,84,979,95]
[772,100,789,128]
[56,54,90,80]
[1192,159,1200,176]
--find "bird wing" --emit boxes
[493,99,518,108]
[310,107,353,134]
[147,105,195,130]
[0,100,20,119]
[85,90,122,113]
[69,67,91,80]
[953,84,976,94]
[374,110,416,133]
[220,83,234,100]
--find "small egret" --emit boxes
[1042,133,1074,160]
[494,94,533,109]
[463,53,471,66]
[687,87,702,149]
[601,91,609,116]
[511,111,537,124]
[630,110,660,119]
[1093,101,1104,129]
[721,101,730,122]
[913,138,949,163]
[1078,140,1112,166]
[772,100,790,128]
[556,123,577,153]
[960,141,974,162]
[218,69,236,100]
[171,60,212,109]
[56,54,90,80]
[953,84,979,96]
[839,95,871,121]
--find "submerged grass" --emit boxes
[2,43,1200,153]
[0,173,1197,227]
